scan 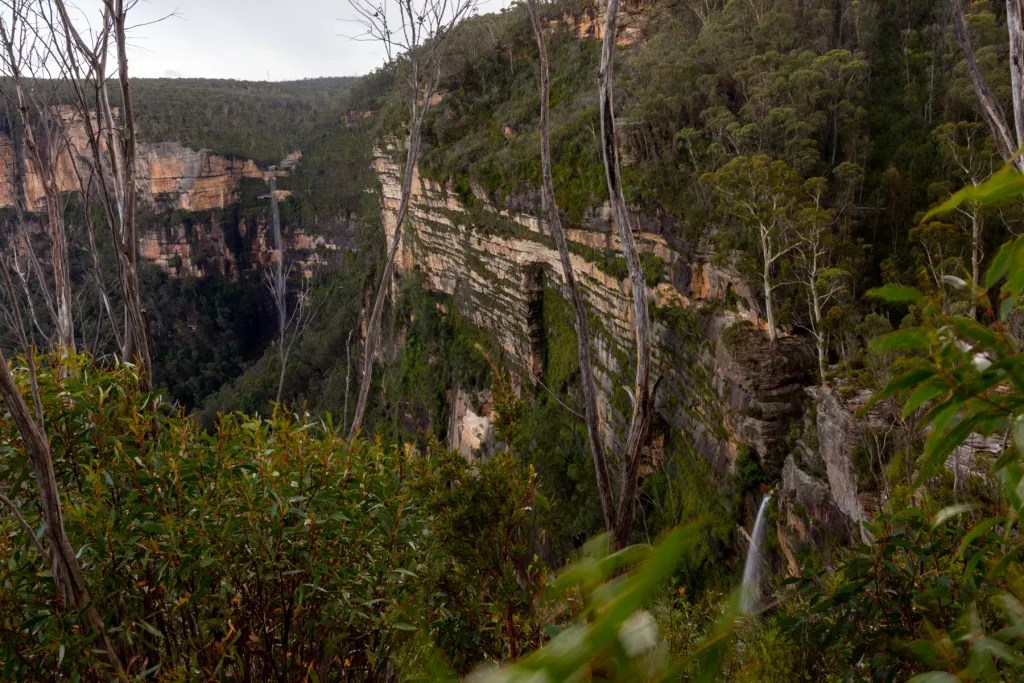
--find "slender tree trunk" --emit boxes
[599,0,655,549]
[0,23,75,352]
[1008,0,1024,148]
[763,259,777,342]
[527,0,614,532]
[971,206,982,320]
[950,0,1022,168]
[760,227,778,342]
[349,116,423,438]
[811,288,826,379]
[0,353,125,678]
[269,167,288,403]
[44,183,74,353]
[108,0,152,383]
[343,329,354,432]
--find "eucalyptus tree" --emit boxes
[525,0,613,532]
[934,121,1000,319]
[794,177,848,380]
[949,0,1024,170]
[345,0,478,438]
[599,0,656,548]
[0,1,74,353]
[0,2,153,675]
[702,154,804,343]
[0,4,126,662]
[48,0,153,380]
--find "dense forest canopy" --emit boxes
[129,77,358,163]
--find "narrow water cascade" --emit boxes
[740,492,773,615]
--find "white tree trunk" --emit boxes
[528,0,614,532]
[599,0,655,549]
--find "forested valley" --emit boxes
[2,0,1024,680]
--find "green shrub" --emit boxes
[0,354,541,680]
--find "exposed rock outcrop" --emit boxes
[0,106,296,213]
[138,216,355,279]
[449,388,505,458]
[136,141,268,212]
[374,141,813,483]
[781,455,852,542]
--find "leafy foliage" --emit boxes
[471,528,738,683]
[0,354,543,680]
[779,166,1024,681]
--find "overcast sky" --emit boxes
[70,0,508,81]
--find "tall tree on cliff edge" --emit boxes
[48,0,153,382]
[526,0,615,533]
[598,0,656,548]
[950,0,1024,171]
[346,0,477,438]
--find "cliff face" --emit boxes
[138,216,354,279]
[136,141,269,212]
[374,141,817,490]
[0,106,296,213]
[0,106,332,278]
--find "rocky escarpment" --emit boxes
[136,141,268,212]
[375,141,815,490]
[0,107,296,213]
[139,215,353,279]
[0,106,344,279]
[376,139,986,568]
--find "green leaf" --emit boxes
[866,284,925,305]
[932,504,975,529]
[908,673,962,683]
[904,379,948,416]
[1015,415,1024,455]
[956,518,1000,558]
[138,619,165,640]
[986,239,1016,288]
[870,328,929,354]
[1000,295,1019,321]
[924,166,1024,221]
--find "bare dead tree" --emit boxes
[345,0,478,437]
[526,0,614,532]
[46,0,152,381]
[598,0,656,548]
[262,169,322,406]
[267,166,289,402]
[949,0,1024,170]
[0,1,75,353]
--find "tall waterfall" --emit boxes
[740,493,773,615]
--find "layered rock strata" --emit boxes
[374,141,813,487]
[0,106,297,213]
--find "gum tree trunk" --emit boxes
[950,0,1023,169]
[349,106,424,438]
[527,0,614,532]
[598,0,656,549]
[0,353,125,677]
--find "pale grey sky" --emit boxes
[71,0,509,81]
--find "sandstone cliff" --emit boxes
[373,141,823,508]
[0,106,298,213]
[139,215,354,279]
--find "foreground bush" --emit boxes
[0,355,540,680]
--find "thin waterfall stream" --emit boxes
[740,492,772,615]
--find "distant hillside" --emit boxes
[130,77,359,164]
